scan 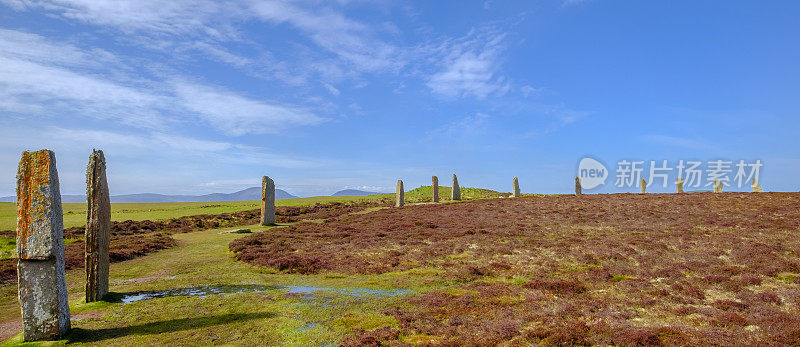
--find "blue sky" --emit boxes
[1,0,798,197]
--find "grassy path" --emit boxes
[0,220,447,346]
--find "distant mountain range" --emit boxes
[331,189,381,196]
[0,187,298,203]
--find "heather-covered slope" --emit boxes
[232,192,800,345]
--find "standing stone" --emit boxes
[713,179,723,193]
[640,178,647,194]
[575,176,582,195]
[512,177,520,198]
[676,178,685,193]
[260,176,275,225]
[16,150,70,341]
[752,178,763,193]
[85,150,110,303]
[396,180,404,207]
[451,174,461,201]
[432,176,439,203]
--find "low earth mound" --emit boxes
[0,200,387,285]
[231,192,800,345]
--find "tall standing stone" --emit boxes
[752,178,763,193]
[16,150,70,341]
[396,180,404,207]
[260,176,275,225]
[713,179,723,193]
[640,178,647,194]
[676,178,685,193]
[85,150,110,303]
[575,176,582,195]
[512,177,520,198]
[432,176,439,202]
[451,174,461,201]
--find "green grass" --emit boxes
[0,221,452,346]
[0,237,14,259]
[0,195,389,231]
[0,186,505,231]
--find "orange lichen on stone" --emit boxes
[16,150,55,260]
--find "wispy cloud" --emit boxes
[0,28,324,135]
[171,80,325,136]
[3,0,241,38]
[562,0,593,7]
[323,83,341,96]
[426,27,510,99]
[248,1,405,73]
[0,29,168,127]
[428,113,490,139]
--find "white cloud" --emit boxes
[323,83,341,96]
[0,54,168,128]
[427,113,490,140]
[0,28,324,135]
[247,0,405,73]
[171,81,325,136]
[426,28,510,99]
[562,0,592,6]
[521,85,542,97]
[6,0,240,37]
[5,0,406,77]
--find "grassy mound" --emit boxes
[399,185,508,203]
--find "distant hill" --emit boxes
[331,189,380,196]
[0,187,298,203]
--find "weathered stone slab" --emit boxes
[432,176,439,202]
[640,178,646,194]
[512,177,520,198]
[713,179,723,193]
[16,150,70,341]
[575,176,582,195]
[451,174,461,201]
[396,180,404,207]
[17,258,70,340]
[752,178,763,193]
[85,150,110,303]
[676,178,684,193]
[260,176,276,225]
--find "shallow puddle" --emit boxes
[109,284,276,304]
[110,284,412,304]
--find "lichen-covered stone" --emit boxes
[395,180,404,207]
[432,176,439,202]
[451,174,461,201]
[640,178,647,194]
[512,177,520,198]
[16,150,62,260]
[752,178,763,193]
[575,176,582,195]
[260,176,276,225]
[676,178,685,193]
[85,150,110,303]
[16,150,70,341]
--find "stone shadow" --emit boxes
[67,312,276,343]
